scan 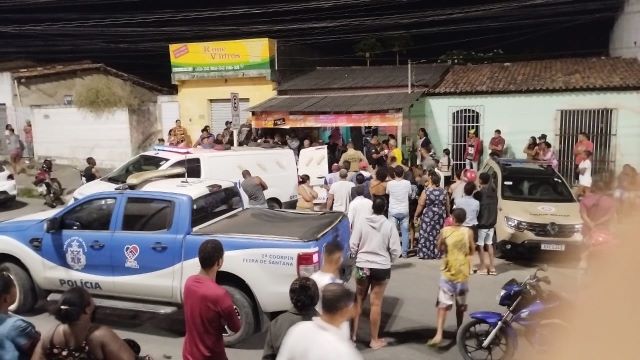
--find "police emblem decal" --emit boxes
[64,237,88,271]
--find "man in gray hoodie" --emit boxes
[349,197,401,349]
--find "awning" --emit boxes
[248,91,423,113]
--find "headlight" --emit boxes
[505,216,525,232]
[573,224,583,233]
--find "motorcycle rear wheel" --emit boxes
[457,319,516,360]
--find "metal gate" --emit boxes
[555,108,617,183]
[209,98,250,136]
[448,106,483,173]
[0,104,7,155]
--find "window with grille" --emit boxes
[448,106,483,174]
[555,109,617,183]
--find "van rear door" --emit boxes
[298,146,329,187]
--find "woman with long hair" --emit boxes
[296,174,318,211]
[369,167,389,216]
[414,171,447,259]
[523,136,538,160]
[31,287,148,360]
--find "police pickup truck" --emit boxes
[0,170,350,345]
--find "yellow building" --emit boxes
[169,38,277,142]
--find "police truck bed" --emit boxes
[193,208,345,241]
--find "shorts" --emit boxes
[9,150,22,161]
[356,267,391,283]
[436,279,468,309]
[477,228,494,246]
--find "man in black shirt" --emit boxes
[366,136,386,169]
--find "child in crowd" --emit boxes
[427,208,474,347]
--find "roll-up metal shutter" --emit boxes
[209,98,250,136]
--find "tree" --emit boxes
[354,38,384,67]
[437,49,505,64]
[383,35,413,66]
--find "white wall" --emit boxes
[610,0,640,59]
[425,91,640,172]
[32,106,133,168]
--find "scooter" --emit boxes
[33,159,65,208]
[457,265,569,360]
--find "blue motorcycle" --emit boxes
[457,265,569,360]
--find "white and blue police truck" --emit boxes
[0,170,351,345]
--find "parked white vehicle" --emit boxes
[0,164,17,205]
[71,146,323,209]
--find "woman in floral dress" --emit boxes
[414,171,446,259]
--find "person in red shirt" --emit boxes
[465,128,482,170]
[183,239,241,360]
[488,129,505,158]
[574,132,594,182]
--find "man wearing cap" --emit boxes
[340,142,367,172]
[465,128,482,170]
[327,169,355,213]
[366,136,386,169]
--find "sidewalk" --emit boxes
[8,161,113,197]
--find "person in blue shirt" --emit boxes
[0,269,40,360]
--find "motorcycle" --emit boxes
[33,159,65,208]
[457,265,569,360]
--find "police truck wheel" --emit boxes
[222,285,256,347]
[1,262,36,313]
[267,199,281,209]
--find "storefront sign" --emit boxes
[169,38,275,77]
[252,112,403,128]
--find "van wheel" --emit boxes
[221,285,257,347]
[1,262,36,313]
[267,199,281,209]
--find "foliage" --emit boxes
[437,49,505,64]
[74,77,141,113]
[353,38,384,64]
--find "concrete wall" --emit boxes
[425,91,640,172]
[176,76,276,140]
[17,71,158,107]
[610,0,640,59]
[32,106,133,168]
[128,103,161,154]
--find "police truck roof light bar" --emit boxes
[297,251,320,277]
[153,146,192,154]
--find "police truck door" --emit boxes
[41,197,117,294]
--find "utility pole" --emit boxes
[407,59,411,93]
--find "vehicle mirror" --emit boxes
[44,217,61,233]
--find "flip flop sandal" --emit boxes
[426,338,442,347]
[470,267,478,275]
[488,269,498,276]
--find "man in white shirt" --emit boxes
[386,166,412,258]
[327,170,355,213]
[348,186,373,229]
[277,284,363,360]
[578,150,593,188]
[310,240,350,339]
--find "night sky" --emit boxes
[0,0,624,87]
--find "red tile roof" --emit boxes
[431,57,640,94]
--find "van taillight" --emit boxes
[297,251,319,277]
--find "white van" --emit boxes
[72,146,306,209]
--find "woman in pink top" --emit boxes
[536,141,558,170]
[23,120,34,162]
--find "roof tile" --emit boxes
[432,57,640,94]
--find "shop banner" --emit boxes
[169,38,275,75]
[252,112,403,128]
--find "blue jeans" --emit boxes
[389,212,409,256]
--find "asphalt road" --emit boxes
[1,199,581,360]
